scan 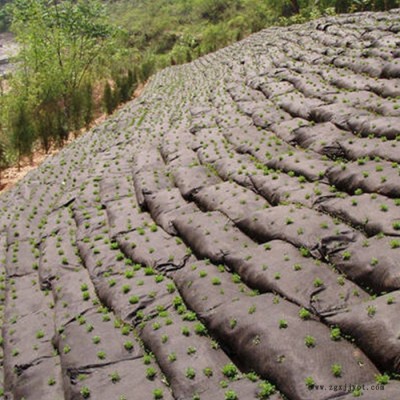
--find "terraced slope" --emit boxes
[1,9,400,400]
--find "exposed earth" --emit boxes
[0,10,400,400]
[0,33,17,77]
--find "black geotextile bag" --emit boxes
[251,173,334,208]
[159,129,195,162]
[212,154,259,189]
[284,72,339,98]
[327,160,400,198]
[173,211,258,264]
[6,357,64,400]
[328,69,375,91]
[190,127,225,152]
[223,125,269,150]
[236,205,361,258]
[259,80,295,99]
[92,253,176,325]
[381,59,400,78]
[290,122,352,158]
[251,103,291,128]
[265,149,334,181]
[39,207,75,240]
[66,358,174,400]
[172,165,222,200]
[367,97,400,117]
[5,239,39,277]
[196,141,231,165]
[76,237,128,278]
[167,148,199,169]
[347,115,400,139]
[190,113,218,133]
[310,104,371,131]
[317,193,400,237]
[139,308,264,400]
[39,228,82,289]
[339,137,400,164]
[173,262,378,400]
[368,77,400,98]
[145,188,200,235]
[225,126,292,158]
[235,137,293,164]
[133,164,174,209]
[274,91,324,119]
[227,82,265,102]
[326,291,400,373]
[100,175,135,204]
[269,118,310,143]
[173,258,253,316]
[193,181,268,222]
[321,90,380,109]
[53,308,142,369]
[335,381,400,399]
[236,100,266,116]
[325,235,400,293]
[332,54,384,78]
[51,267,97,328]
[132,147,164,170]
[116,226,190,272]
[105,197,153,238]
[72,203,109,240]
[224,241,368,316]
[3,275,62,399]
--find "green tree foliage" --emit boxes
[1,0,116,160]
[0,0,12,32]
[103,81,115,115]
[9,99,34,169]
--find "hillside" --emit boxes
[1,9,400,400]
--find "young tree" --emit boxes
[9,100,35,170]
[8,0,115,146]
[103,81,115,115]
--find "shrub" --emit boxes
[124,341,134,351]
[185,367,196,379]
[279,319,288,329]
[258,381,276,398]
[211,277,221,285]
[181,326,190,336]
[375,374,390,385]
[331,364,342,377]
[194,323,207,336]
[168,352,177,362]
[330,327,341,341]
[305,376,315,389]
[92,336,101,344]
[80,386,91,398]
[45,375,56,385]
[298,308,311,320]
[224,390,238,400]
[222,363,238,380]
[153,388,164,399]
[110,371,120,383]
[304,335,316,348]
[36,330,45,339]
[146,367,157,380]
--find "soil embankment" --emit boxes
[0,11,400,400]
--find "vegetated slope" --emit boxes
[1,9,400,400]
